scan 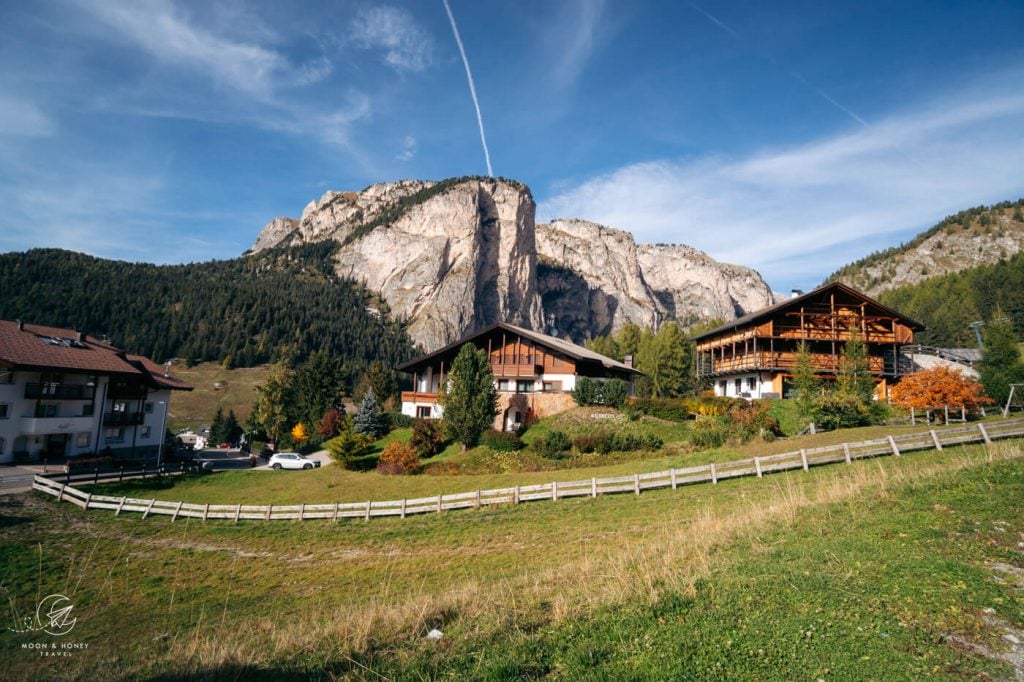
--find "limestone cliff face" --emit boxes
[251,178,544,350]
[251,178,776,349]
[535,219,775,338]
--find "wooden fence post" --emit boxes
[142,498,155,519]
[203,503,209,521]
[299,503,305,521]
[84,493,92,510]
[591,478,597,498]
[400,499,406,519]
[670,468,678,490]
[514,486,520,505]
[265,505,271,521]
[710,462,718,484]
[634,474,641,495]
[234,504,241,524]
[800,449,809,472]
[475,490,481,509]
[843,443,852,464]
[551,481,558,501]
[115,496,127,516]
[887,435,901,457]
[58,483,67,503]
[754,457,763,478]
[334,503,341,522]
[94,467,99,484]
[436,495,443,514]
[119,466,124,482]
[930,430,943,451]
[367,501,374,520]
[978,423,992,444]
[171,500,184,522]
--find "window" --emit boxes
[141,426,152,438]
[734,379,742,394]
[111,401,128,414]
[76,432,91,448]
[0,437,4,454]
[542,381,563,393]
[747,377,757,391]
[144,402,154,414]
[35,403,58,418]
[497,379,511,392]
[416,406,432,419]
[104,427,124,443]
[82,403,94,417]
[516,380,534,393]
[0,403,9,419]
[718,380,727,394]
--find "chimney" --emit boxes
[76,331,87,343]
[624,354,633,368]
[17,320,23,331]
[791,289,804,299]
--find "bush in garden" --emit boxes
[571,377,629,408]
[533,430,572,456]
[480,429,525,452]
[410,418,446,456]
[811,394,873,430]
[689,418,728,449]
[572,432,608,454]
[376,441,421,475]
[324,429,374,469]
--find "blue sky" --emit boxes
[1,1,1023,293]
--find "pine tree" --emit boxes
[791,341,820,421]
[353,389,389,439]
[439,344,498,451]
[836,327,875,405]
[210,407,226,444]
[979,314,1024,406]
[253,362,294,445]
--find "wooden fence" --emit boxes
[32,418,1024,523]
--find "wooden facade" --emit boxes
[398,322,640,430]
[693,283,923,399]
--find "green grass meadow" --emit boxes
[2,436,1023,679]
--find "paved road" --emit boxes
[0,465,41,493]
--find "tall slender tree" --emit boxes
[979,314,1024,406]
[439,344,498,451]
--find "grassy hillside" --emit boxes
[2,440,1021,679]
[166,362,270,431]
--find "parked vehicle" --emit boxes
[268,452,320,470]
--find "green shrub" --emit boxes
[572,432,609,454]
[533,430,572,457]
[811,394,873,430]
[410,419,446,456]
[480,429,524,452]
[572,377,629,408]
[324,430,374,469]
[388,412,413,429]
[689,418,728,449]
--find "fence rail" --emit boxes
[32,418,1024,523]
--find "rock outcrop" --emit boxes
[251,177,776,350]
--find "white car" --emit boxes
[268,452,321,470]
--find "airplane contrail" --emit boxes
[442,0,494,177]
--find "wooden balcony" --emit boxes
[490,362,543,378]
[103,411,146,426]
[401,391,438,404]
[698,352,886,377]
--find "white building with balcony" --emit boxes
[0,320,192,465]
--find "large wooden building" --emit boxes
[398,322,641,431]
[693,282,923,400]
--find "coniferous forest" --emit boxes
[879,250,1024,347]
[0,243,415,370]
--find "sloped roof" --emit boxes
[0,319,191,390]
[692,282,926,342]
[398,321,642,375]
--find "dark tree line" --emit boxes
[0,243,415,371]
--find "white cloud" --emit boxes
[546,0,608,89]
[350,6,434,73]
[0,94,56,137]
[538,82,1024,289]
[397,134,417,161]
[74,0,328,100]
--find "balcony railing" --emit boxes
[699,352,886,377]
[490,362,543,378]
[103,411,145,426]
[401,391,438,404]
[24,382,96,400]
[107,384,149,400]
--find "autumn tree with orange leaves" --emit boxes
[890,366,992,412]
